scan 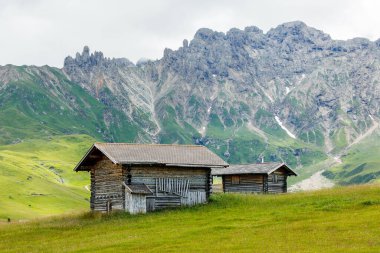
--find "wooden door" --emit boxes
[146,197,155,212]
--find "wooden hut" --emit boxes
[74,143,228,214]
[212,163,297,194]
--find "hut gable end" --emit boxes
[213,163,297,194]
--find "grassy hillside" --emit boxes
[206,122,327,168]
[0,130,325,220]
[0,135,93,220]
[323,130,380,185]
[157,103,327,169]
[0,66,142,145]
[1,184,380,252]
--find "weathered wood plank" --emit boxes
[90,160,124,211]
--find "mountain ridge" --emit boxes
[1,20,380,178]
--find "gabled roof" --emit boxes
[211,162,297,176]
[74,142,228,171]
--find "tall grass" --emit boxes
[1,184,380,252]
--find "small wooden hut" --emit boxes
[74,143,228,214]
[212,163,297,194]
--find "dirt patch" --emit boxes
[289,170,334,192]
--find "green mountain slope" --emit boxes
[0,65,143,145]
[0,64,328,220]
[0,135,93,219]
[1,185,380,252]
[0,64,329,168]
[156,103,327,168]
[323,129,380,185]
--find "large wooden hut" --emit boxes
[212,163,297,194]
[74,143,228,214]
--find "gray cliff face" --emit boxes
[61,22,380,153]
[2,21,380,167]
[63,46,159,137]
[151,21,380,152]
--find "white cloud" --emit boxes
[1,0,380,67]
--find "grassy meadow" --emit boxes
[0,131,328,221]
[0,135,93,220]
[1,184,380,252]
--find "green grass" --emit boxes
[1,184,380,252]
[331,127,348,153]
[158,105,200,144]
[0,135,93,220]
[0,66,142,145]
[324,130,380,185]
[205,121,327,168]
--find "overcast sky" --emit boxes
[1,0,380,67]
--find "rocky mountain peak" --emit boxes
[60,22,380,158]
[3,21,380,178]
[183,39,189,48]
[63,46,134,73]
[375,38,380,47]
[244,26,263,34]
[267,21,331,44]
[193,28,225,42]
[83,45,90,55]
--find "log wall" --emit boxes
[221,168,289,194]
[147,196,181,210]
[90,159,124,212]
[267,169,287,193]
[223,174,264,193]
[128,165,210,211]
[90,161,212,213]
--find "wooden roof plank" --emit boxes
[74,142,228,171]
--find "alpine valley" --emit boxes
[1,21,380,219]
